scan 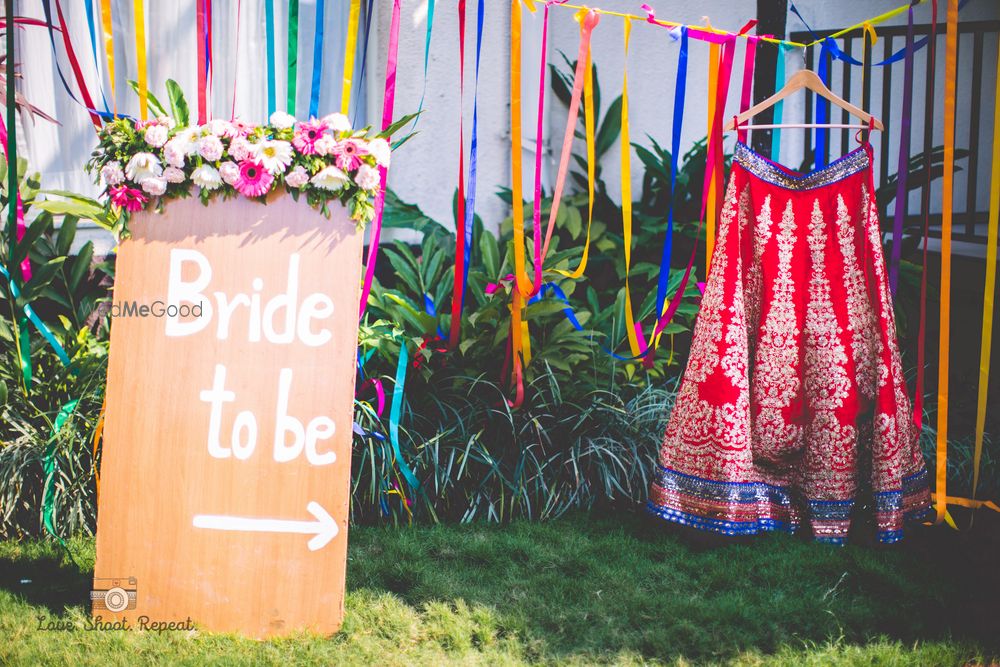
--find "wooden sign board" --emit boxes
[93,194,362,638]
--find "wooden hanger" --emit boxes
[724,69,884,132]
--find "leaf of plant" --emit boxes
[56,215,78,256]
[166,79,190,126]
[18,257,66,303]
[69,241,94,292]
[127,80,169,117]
[11,213,52,269]
[595,95,623,159]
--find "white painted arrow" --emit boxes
[192,501,339,551]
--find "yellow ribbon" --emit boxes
[555,13,596,280]
[510,0,538,298]
[133,0,148,119]
[973,36,1000,503]
[806,0,926,48]
[100,0,116,117]
[340,0,362,115]
[705,41,720,274]
[861,21,878,47]
[935,0,958,525]
[620,18,643,357]
[92,398,106,504]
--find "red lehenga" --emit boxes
[647,140,931,544]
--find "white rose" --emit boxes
[367,137,391,168]
[156,115,177,129]
[163,166,186,183]
[354,164,381,191]
[284,165,309,189]
[144,124,169,148]
[198,134,224,162]
[310,165,349,191]
[125,152,163,182]
[191,164,222,190]
[219,161,240,185]
[321,112,352,134]
[140,176,167,196]
[100,161,125,186]
[269,111,296,129]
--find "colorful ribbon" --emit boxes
[889,2,918,295]
[40,0,107,128]
[935,0,958,525]
[542,9,599,264]
[389,341,420,490]
[913,0,936,433]
[42,399,79,552]
[287,0,299,115]
[133,0,148,119]
[196,0,209,123]
[449,0,469,349]
[99,0,116,116]
[772,44,788,160]
[815,40,832,170]
[340,0,362,115]
[352,0,376,127]
[973,34,1000,502]
[265,0,275,117]
[83,0,110,114]
[309,0,325,118]
[358,0,401,319]
[411,0,436,129]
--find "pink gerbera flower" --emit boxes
[292,119,328,155]
[108,185,148,212]
[234,160,274,198]
[331,138,368,172]
[229,118,256,137]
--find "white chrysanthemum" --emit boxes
[144,124,168,148]
[140,176,167,196]
[100,161,125,186]
[269,111,296,129]
[125,152,163,183]
[191,164,222,190]
[310,166,349,191]
[252,139,294,174]
[284,165,309,188]
[198,134,224,162]
[355,164,381,191]
[155,115,177,129]
[367,138,391,168]
[322,112,352,135]
[163,166,186,183]
[219,161,240,185]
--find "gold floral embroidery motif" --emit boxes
[744,193,774,357]
[751,198,803,452]
[661,178,753,477]
[835,194,879,400]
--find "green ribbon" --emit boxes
[42,399,79,556]
[287,0,299,115]
[389,340,420,491]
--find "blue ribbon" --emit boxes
[309,0,325,118]
[39,0,116,122]
[815,40,831,170]
[0,264,72,367]
[411,0,436,130]
[460,0,484,296]
[654,27,687,325]
[423,293,446,338]
[352,0,376,127]
[772,43,788,160]
[389,341,421,491]
[265,0,276,118]
[83,0,110,113]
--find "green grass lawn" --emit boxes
[0,513,997,666]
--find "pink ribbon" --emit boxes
[0,115,30,282]
[359,0,401,319]
[541,8,599,262]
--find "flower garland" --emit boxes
[87,110,392,236]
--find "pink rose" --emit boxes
[284,165,309,189]
[198,134,224,162]
[219,161,240,186]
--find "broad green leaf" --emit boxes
[166,79,190,126]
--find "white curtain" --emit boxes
[16,0,365,196]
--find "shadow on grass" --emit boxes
[0,512,997,663]
[344,509,1000,662]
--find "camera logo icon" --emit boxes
[91,577,137,612]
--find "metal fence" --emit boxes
[790,20,999,246]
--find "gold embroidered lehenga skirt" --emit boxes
[647,142,932,544]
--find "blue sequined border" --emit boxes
[649,465,932,544]
[734,142,871,191]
